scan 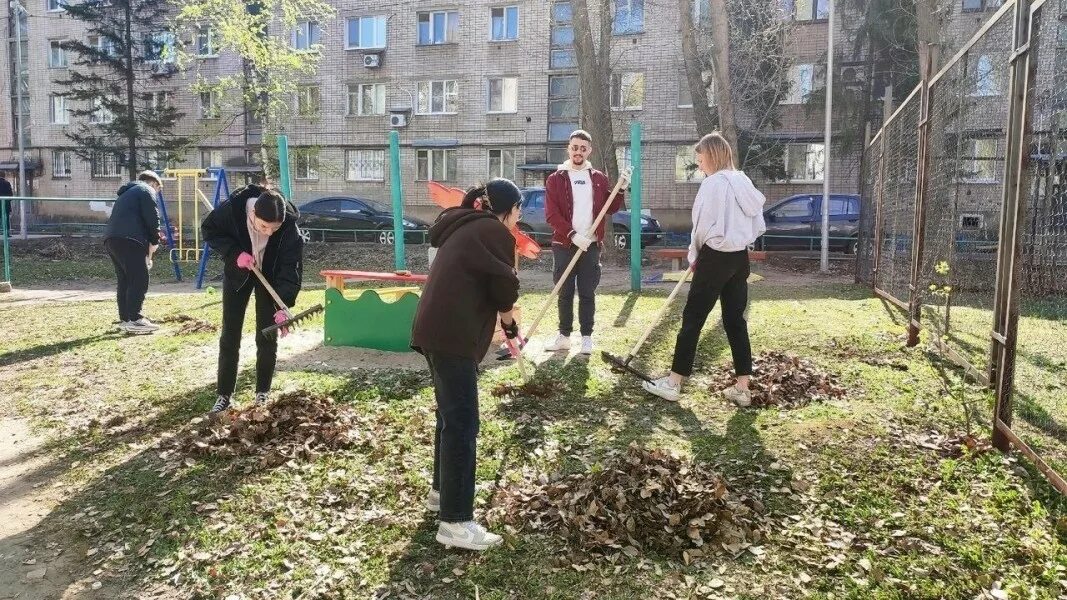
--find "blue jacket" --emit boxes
[104,181,161,247]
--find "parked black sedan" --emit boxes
[518,187,665,249]
[297,196,431,245]
[756,193,863,253]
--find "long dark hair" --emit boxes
[253,190,286,223]
[461,178,521,216]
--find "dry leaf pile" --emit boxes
[161,392,364,470]
[160,314,218,335]
[488,444,767,563]
[712,351,847,409]
[491,380,566,399]
[36,240,76,259]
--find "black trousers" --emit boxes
[216,277,279,396]
[104,238,149,322]
[670,247,753,378]
[552,245,601,337]
[425,351,480,523]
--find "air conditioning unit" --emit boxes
[389,113,407,128]
[362,53,381,68]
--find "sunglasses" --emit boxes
[569,145,590,152]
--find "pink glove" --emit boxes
[236,252,255,270]
[273,310,290,338]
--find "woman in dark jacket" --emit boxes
[103,170,163,335]
[201,184,304,414]
[411,178,522,551]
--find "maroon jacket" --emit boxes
[545,166,624,248]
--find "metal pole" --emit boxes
[1,198,9,283]
[276,134,292,201]
[629,121,642,292]
[12,0,28,240]
[820,0,834,273]
[389,130,406,271]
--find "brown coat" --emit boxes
[411,208,519,360]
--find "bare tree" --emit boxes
[679,0,717,135]
[571,0,619,184]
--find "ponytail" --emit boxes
[462,185,488,210]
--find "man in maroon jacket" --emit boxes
[544,130,624,355]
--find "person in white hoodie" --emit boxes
[643,132,767,406]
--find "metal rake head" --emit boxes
[261,303,324,338]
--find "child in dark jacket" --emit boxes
[201,185,304,414]
[411,178,522,551]
[103,171,163,335]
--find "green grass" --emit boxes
[3,278,1067,599]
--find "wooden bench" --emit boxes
[320,270,428,292]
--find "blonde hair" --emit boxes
[695,132,736,175]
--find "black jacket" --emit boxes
[103,181,161,247]
[411,208,519,360]
[0,178,12,220]
[200,185,304,306]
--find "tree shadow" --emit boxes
[0,331,125,368]
[612,292,640,328]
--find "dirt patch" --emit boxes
[712,351,848,409]
[159,314,217,335]
[490,380,566,399]
[488,444,766,565]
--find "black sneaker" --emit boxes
[210,395,232,414]
[254,392,268,407]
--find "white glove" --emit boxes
[571,233,593,252]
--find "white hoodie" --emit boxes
[559,159,594,237]
[687,169,767,265]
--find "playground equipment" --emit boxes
[157,168,231,288]
[320,270,428,352]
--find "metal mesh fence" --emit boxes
[919,8,1014,377]
[874,91,920,305]
[856,135,881,285]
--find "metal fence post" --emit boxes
[872,136,886,288]
[1,198,10,284]
[906,64,933,347]
[389,130,406,272]
[990,0,1035,452]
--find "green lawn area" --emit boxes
[2,275,1066,599]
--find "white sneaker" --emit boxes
[580,336,593,355]
[254,392,269,407]
[436,521,503,551]
[642,376,681,402]
[425,489,440,512]
[121,320,156,335]
[545,333,571,352]
[130,317,160,331]
[723,386,753,407]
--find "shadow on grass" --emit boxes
[0,331,125,368]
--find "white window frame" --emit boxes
[89,97,114,124]
[292,21,322,51]
[970,54,1001,97]
[417,11,459,45]
[416,80,459,115]
[678,69,714,108]
[90,35,117,58]
[693,0,710,23]
[196,26,217,58]
[345,149,386,181]
[296,85,321,117]
[675,145,706,183]
[52,150,72,178]
[490,6,519,42]
[346,15,387,50]
[49,40,68,68]
[347,83,386,116]
[416,148,457,181]
[199,91,220,119]
[46,0,66,12]
[612,0,645,35]
[782,63,824,104]
[91,153,122,178]
[200,150,223,179]
[616,146,632,173]
[487,148,519,180]
[293,149,319,180]
[145,31,176,64]
[783,142,826,183]
[962,138,999,183]
[50,95,69,124]
[610,72,645,110]
[790,0,829,21]
[487,77,518,113]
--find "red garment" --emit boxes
[544,167,624,248]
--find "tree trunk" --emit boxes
[124,1,138,179]
[679,0,716,135]
[915,0,943,80]
[707,0,738,152]
[572,0,616,181]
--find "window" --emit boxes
[491,6,519,41]
[50,95,69,124]
[963,0,1002,11]
[346,15,387,49]
[416,149,457,181]
[610,72,645,110]
[772,198,814,219]
[293,149,318,180]
[199,91,220,119]
[551,2,576,69]
[675,145,705,182]
[144,31,176,63]
[91,153,122,178]
[828,197,859,217]
[962,138,999,183]
[52,151,72,177]
[147,91,170,112]
[488,77,518,113]
[292,21,322,51]
[347,83,386,116]
[971,55,1001,96]
[144,150,174,173]
[784,143,825,182]
[196,26,216,57]
[418,11,459,45]
[90,35,117,58]
[679,69,714,107]
[49,41,68,68]
[788,0,829,21]
[616,146,632,173]
[548,75,579,142]
[693,0,710,24]
[346,149,385,181]
[46,0,65,12]
[417,80,458,114]
[959,213,985,230]
[200,150,223,178]
[783,64,825,104]
[488,148,518,180]
[89,97,113,124]
[297,85,321,117]
[613,0,644,35]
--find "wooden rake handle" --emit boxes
[248,264,292,318]
[521,168,632,347]
[623,266,693,361]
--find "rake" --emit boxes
[602,266,693,383]
[247,264,324,338]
